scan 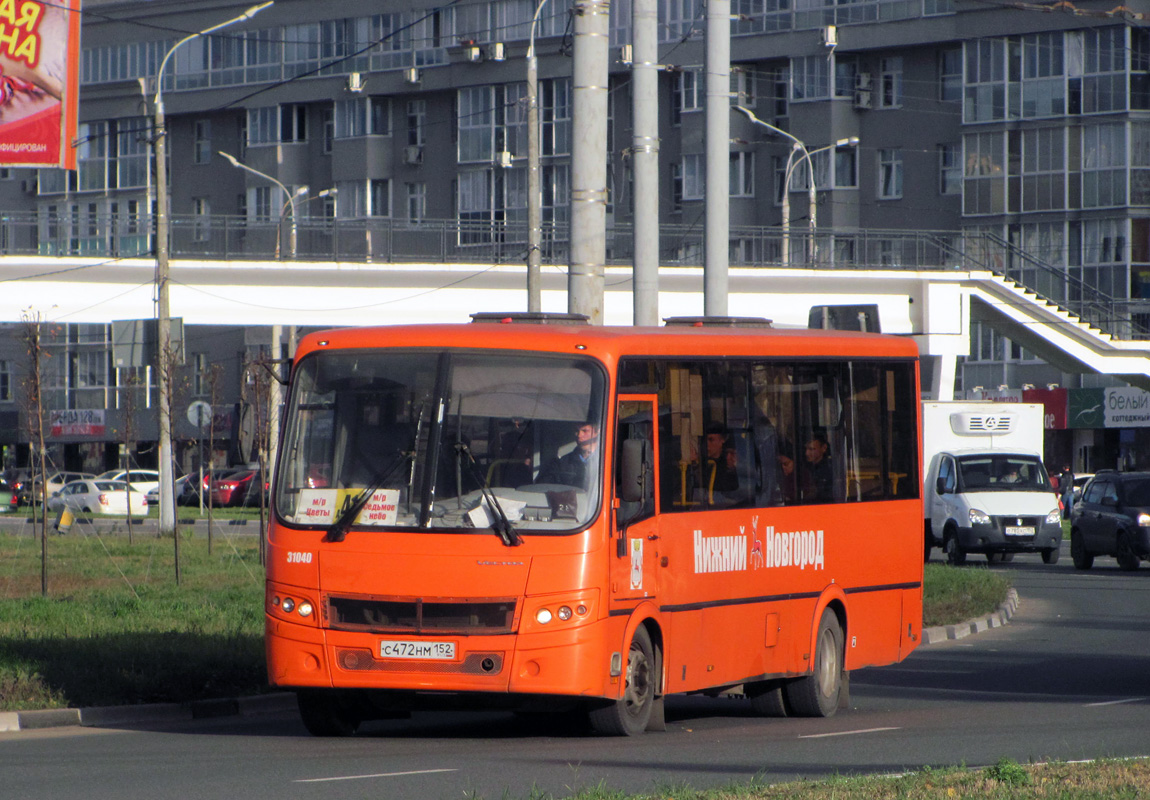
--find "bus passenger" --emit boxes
[704,423,739,493]
[802,433,834,503]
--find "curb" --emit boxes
[0,692,297,733]
[921,587,1019,645]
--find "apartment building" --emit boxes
[1,0,1148,472]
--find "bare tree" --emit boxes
[243,354,273,567]
[205,362,223,555]
[118,371,140,545]
[20,309,50,596]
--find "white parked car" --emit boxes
[94,469,161,495]
[48,479,149,518]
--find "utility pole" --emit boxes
[569,0,610,324]
[152,2,273,544]
[631,0,660,326]
[704,0,731,317]
[526,0,549,313]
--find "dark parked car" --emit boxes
[1070,471,1150,571]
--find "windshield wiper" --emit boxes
[455,442,522,547]
[324,451,414,543]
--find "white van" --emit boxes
[923,403,1062,564]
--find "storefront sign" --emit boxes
[49,408,105,437]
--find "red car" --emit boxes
[209,469,267,507]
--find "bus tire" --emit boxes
[786,608,844,718]
[745,680,789,717]
[297,689,361,737]
[588,626,656,736]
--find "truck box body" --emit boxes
[922,402,1062,564]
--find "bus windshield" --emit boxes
[956,454,1049,492]
[275,349,606,534]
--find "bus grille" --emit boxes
[326,595,517,634]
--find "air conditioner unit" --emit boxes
[404,145,423,165]
[490,42,505,61]
[620,44,633,65]
[497,151,513,168]
[822,25,837,47]
[467,45,482,62]
[404,67,420,84]
[856,71,873,90]
[346,72,364,92]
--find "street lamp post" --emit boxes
[218,150,304,258]
[525,0,550,313]
[732,106,857,265]
[152,1,272,545]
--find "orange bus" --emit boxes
[266,314,923,736]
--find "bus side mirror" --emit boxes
[619,439,650,504]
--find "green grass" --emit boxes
[501,759,1150,800]
[0,529,265,710]
[922,562,1011,628]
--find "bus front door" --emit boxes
[611,397,660,605]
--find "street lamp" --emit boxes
[151,1,273,545]
[525,0,550,313]
[732,105,858,264]
[218,150,304,259]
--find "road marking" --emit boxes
[295,768,458,783]
[1085,698,1146,707]
[798,727,900,739]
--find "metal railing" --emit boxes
[4,212,1146,339]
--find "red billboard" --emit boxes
[0,0,80,169]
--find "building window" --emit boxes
[833,146,858,188]
[730,151,754,197]
[939,144,961,195]
[878,149,902,199]
[334,96,390,138]
[671,70,703,124]
[406,182,426,222]
[193,197,210,241]
[1021,32,1065,118]
[1020,127,1065,212]
[540,78,571,157]
[369,178,390,217]
[682,153,704,200]
[458,86,495,163]
[1078,27,1127,115]
[963,131,1006,215]
[964,39,1007,123]
[193,353,208,396]
[671,162,682,212]
[193,120,211,164]
[0,360,10,401]
[321,107,334,153]
[407,99,426,147]
[792,56,830,101]
[1083,123,1126,208]
[879,57,902,108]
[939,48,962,102]
[252,186,273,222]
[281,104,308,142]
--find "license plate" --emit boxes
[378,639,455,660]
[1004,526,1034,536]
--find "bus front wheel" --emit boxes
[785,608,845,718]
[297,689,361,737]
[588,626,656,735]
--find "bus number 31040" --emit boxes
[286,551,314,564]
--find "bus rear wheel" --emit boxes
[785,608,844,718]
[297,689,361,737]
[588,626,656,735]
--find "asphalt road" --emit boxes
[3,546,1149,800]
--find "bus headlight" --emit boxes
[536,608,553,624]
[1138,513,1150,528]
[969,508,991,526]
